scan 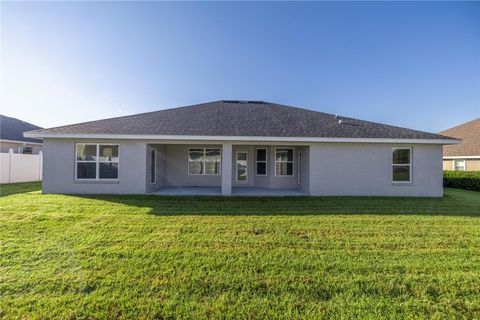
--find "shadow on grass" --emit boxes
[76,189,480,217]
[0,181,41,197]
[1,182,479,216]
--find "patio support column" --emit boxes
[221,143,232,195]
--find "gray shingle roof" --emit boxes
[0,115,43,143]
[28,100,454,140]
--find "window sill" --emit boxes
[73,180,120,184]
[391,182,413,186]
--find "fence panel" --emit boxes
[0,151,43,184]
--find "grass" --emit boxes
[0,182,479,319]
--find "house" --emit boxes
[24,100,458,197]
[0,115,43,154]
[439,118,480,171]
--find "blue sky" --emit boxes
[1,1,479,133]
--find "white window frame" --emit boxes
[453,159,466,171]
[275,148,295,177]
[392,147,412,183]
[255,148,267,176]
[187,148,221,176]
[235,150,248,183]
[150,148,157,184]
[75,143,119,181]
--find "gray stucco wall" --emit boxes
[298,146,310,194]
[42,139,147,194]
[231,145,301,189]
[146,144,166,192]
[267,146,300,189]
[41,139,443,197]
[163,144,222,187]
[308,143,443,197]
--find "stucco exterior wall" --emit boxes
[308,143,443,197]
[251,147,269,188]
[41,139,443,196]
[146,144,166,192]
[298,146,310,194]
[267,146,300,189]
[42,139,147,194]
[163,144,222,187]
[231,145,301,189]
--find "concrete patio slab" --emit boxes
[149,187,306,196]
[150,187,221,196]
[232,187,306,196]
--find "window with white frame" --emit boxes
[76,144,119,180]
[275,148,294,176]
[392,147,412,182]
[256,148,267,176]
[188,148,221,175]
[453,159,466,171]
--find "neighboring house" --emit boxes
[0,115,43,154]
[439,118,480,171]
[25,100,458,197]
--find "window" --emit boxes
[188,148,221,175]
[76,144,119,180]
[453,159,466,171]
[392,147,411,183]
[19,146,33,154]
[150,149,156,184]
[256,148,267,176]
[275,148,294,176]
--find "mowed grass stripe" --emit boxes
[0,182,479,319]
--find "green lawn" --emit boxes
[1,182,479,319]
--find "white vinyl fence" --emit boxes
[0,150,43,184]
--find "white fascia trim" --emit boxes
[443,156,480,159]
[0,139,43,145]
[23,133,461,145]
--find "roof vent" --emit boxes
[221,100,265,104]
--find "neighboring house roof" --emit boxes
[439,118,480,157]
[25,100,457,142]
[0,115,43,144]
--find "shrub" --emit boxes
[443,170,480,191]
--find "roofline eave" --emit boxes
[0,138,43,145]
[23,133,461,145]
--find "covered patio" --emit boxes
[146,143,310,196]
